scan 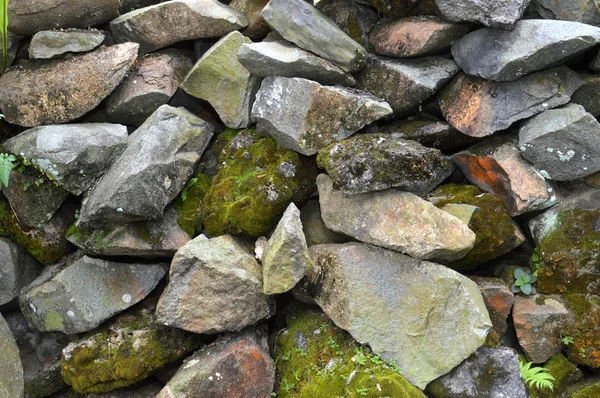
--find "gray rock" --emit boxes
[262,203,312,295]
[0,313,23,398]
[355,56,459,116]
[237,40,355,86]
[77,105,214,228]
[156,235,274,334]
[229,0,271,40]
[106,50,193,126]
[67,206,191,258]
[300,200,348,247]
[317,174,476,262]
[0,238,44,306]
[261,0,367,72]
[297,242,491,389]
[8,0,119,36]
[251,76,392,156]
[440,67,583,137]
[29,29,105,59]
[4,123,128,196]
[591,50,600,72]
[571,74,600,117]
[314,0,378,46]
[182,32,260,129]
[532,0,600,26]
[452,135,557,216]
[317,133,455,194]
[0,43,139,127]
[19,255,167,334]
[452,20,600,81]
[110,0,248,54]
[156,329,275,398]
[435,0,529,29]
[519,103,600,181]
[427,347,528,398]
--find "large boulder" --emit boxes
[0,313,24,398]
[296,242,491,389]
[0,43,138,127]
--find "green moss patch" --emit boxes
[171,173,211,237]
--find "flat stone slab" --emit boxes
[29,29,105,59]
[435,0,529,29]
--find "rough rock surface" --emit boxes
[435,0,529,29]
[156,329,275,398]
[261,0,367,72]
[156,235,274,334]
[182,32,260,129]
[20,256,167,334]
[532,0,600,26]
[262,203,312,295]
[77,105,214,227]
[237,40,355,86]
[355,55,459,116]
[572,74,600,117]
[439,67,583,138]
[0,237,44,306]
[110,0,248,54]
[297,242,491,389]
[427,347,528,397]
[452,135,557,216]
[106,50,193,126]
[315,0,378,46]
[452,20,600,81]
[0,313,24,398]
[519,103,600,180]
[4,123,128,196]
[230,0,270,39]
[471,277,514,343]
[252,76,392,155]
[317,133,454,195]
[29,29,105,59]
[0,43,139,127]
[300,200,348,247]
[317,174,476,262]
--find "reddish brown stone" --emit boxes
[370,16,469,58]
[472,277,514,342]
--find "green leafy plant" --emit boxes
[562,335,574,346]
[327,337,340,351]
[519,360,555,391]
[0,152,16,188]
[355,387,369,396]
[0,0,8,72]
[180,177,198,202]
[579,348,587,359]
[512,268,537,295]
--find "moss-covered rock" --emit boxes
[274,305,425,398]
[556,294,600,369]
[528,354,583,398]
[427,184,525,269]
[171,173,211,237]
[570,381,600,398]
[202,128,316,237]
[61,309,203,393]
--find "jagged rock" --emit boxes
[20,255,167,334]
[1,168,69,228]
[427,347,528,397]
[0,238,43,306]
[435,0,529,29]
[262,203,311,295]
[61,309,203,393]
[439,67,583,137]
[0,313,23,398]
[8,0,119,36]
[182,32,260,129]
[202,128,316,237]
[317,174,476,261]
[452,135,557,216]
[370,17,469,58]
[4,123,128,196]
[106,50,193,126]
[77,105,214,228]
[237,41,355,86]
[156,235,274,334]
[300,200,347,247]
[230,0,270,39]
[571,74,600,117]
[452,20,600,81]
[157,329,275,398]
[110,0,248,54]
[372,119,480,152]
[532,0,600,26]
[471,277,514,343]
[67,207,190,258]
[355,56,459,116]
[297,242,491,389]
[314,0,378,46]
[518,104,600,181]
[317,133,454,195]
[427,184,526,269]
[4,312,71,398]
[252,76,392,156]
[261,0,367,72]
[513,295,569,363]
[29,29,105,59]
[0,43,138,127]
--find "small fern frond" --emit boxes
[0,153,17,188]
[520,360,555,391]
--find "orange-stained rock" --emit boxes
[472,277,514,343]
